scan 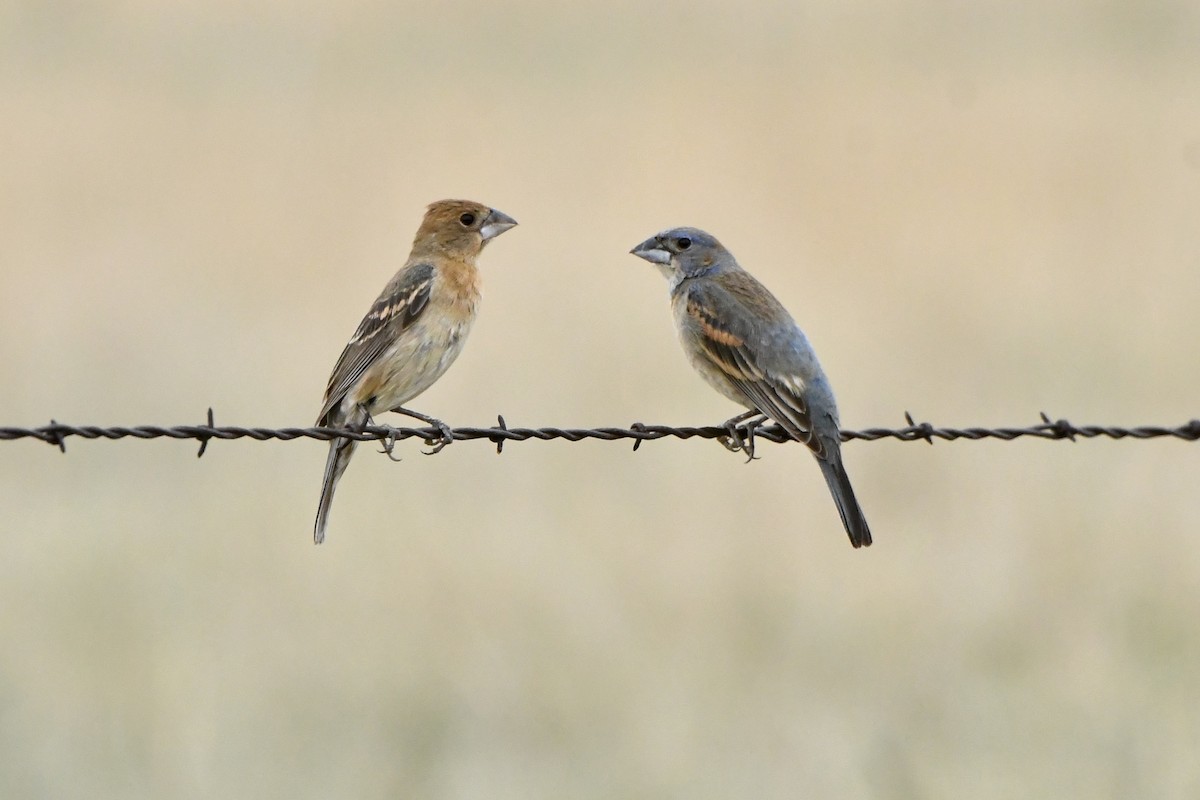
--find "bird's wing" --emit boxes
[317,261,435,424]
[682,278,825,458]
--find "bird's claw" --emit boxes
[389,406,455,456]
[378,426,405,462]
[720,413,766,463]
[718,432,743,453]
[421,419,455,455]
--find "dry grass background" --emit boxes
[2,1,1200,797]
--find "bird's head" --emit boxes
[630,227,732,287]
[415,199,518,259]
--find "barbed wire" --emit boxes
[1,411,1197,457]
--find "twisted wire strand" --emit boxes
[1,411,1197,456]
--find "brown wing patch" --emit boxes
[686,296,744,348]
[683,284,821,454]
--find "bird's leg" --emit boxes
[389,406,455,455]
[737,413,768,462]
[718,410,757,452]
[376,421,407,461]
[357,403,404,461]
[718,410,767,462]
[738,414,769,462]
[354,403,376,432]
[378,427,404,462]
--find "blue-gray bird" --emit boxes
[631,227,872,548]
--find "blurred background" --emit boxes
[2,1,1199,797]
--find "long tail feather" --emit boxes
[817,451,872,548]
[314,437,356,544]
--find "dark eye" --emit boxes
[675,237,692,251]
[459,212,476,226]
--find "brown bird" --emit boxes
[314,199,517,543]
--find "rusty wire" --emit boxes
[1,410,1197,457]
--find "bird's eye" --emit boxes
[676,237,692,251]
[459,212,476,226]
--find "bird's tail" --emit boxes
[817,449,872,549]
[314,434,357,545]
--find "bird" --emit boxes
[313,199,517,544]
[630,226,872,548]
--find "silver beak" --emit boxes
[630,235,671,265]
[480,209,518,241]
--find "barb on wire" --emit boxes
[1,412,1198,454]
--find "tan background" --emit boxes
[3,1,1199,797]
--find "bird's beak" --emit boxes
[630,236,671,265]
[480,209,518,241]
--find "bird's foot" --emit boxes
[378,426,405,462]
[357,404,405,461]
[718,412,767,463]
[391,406,455,455]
